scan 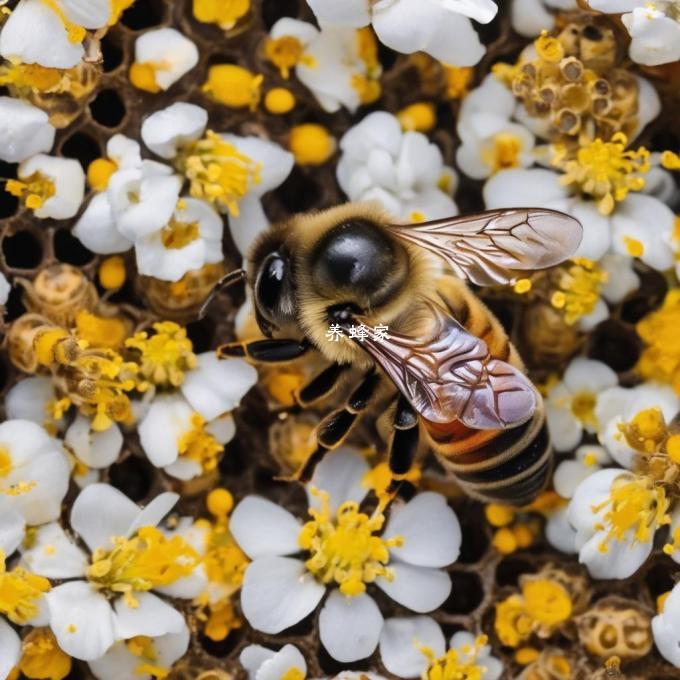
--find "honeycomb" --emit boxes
[1,1,679,679]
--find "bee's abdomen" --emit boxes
[430,402,551,506]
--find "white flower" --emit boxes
[140,102,294,254]
[65,415,124,470]
[230,448,461,662]
[0,0,122,68]
[484,167,675,267]
[240,644,307,680]
[132,27,199,91]
[0,273,9,306]
[133,197,224,282]
[567,467,665,578]
[21,484,206,661]
[88,625,191,680]
[306,0,498,66]
[0,97,55,163]
[5,376,63,431]
[544,358,618,452]
[0,419,70,525]
[456,76,536,180]
[511,0,577,37]
[12,154,85,219]
[73,134,182,255]
[337,111,458,222]
[268,19,380,114]
[380,617,502,679]
[0,495,27,559]
[553,445,613,500]
[595,383,680,468]
[652,581,680,667]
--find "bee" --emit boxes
[206,204,582,505]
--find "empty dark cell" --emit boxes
[2,230,42,269]
[274,167,322,213]
[0,160,18,218]
[496,556,535,587]
[456,500,490,563]
[262,0,299,29]
[646,562,675,599]
[318,643,370,675]
[443,571,484,614]
[588,320,640,372]
[61,132,102,171]
[186,318,215,354]
[54,229,95,266]
[377,41,396,70]
[199,627,243,658]
[108,455,152,501]
[3,285,25,322]
[219,438,249,476]
[0,360,8,393]
[101,34,124,72]
[120,0,164,29]
[89,89,126,128]
[620,266,668,324]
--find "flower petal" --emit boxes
[0,618,21,680]
[383,493,461,568]
[319,590,383,662]
[379,616,445,678]
[141,103,208,159]
[0,495,25,557]
[240,556,325,633]
[127,491,179,536]
[113,591,185,639]
[230,496,302,558]
[257,644,307,680]
[377,562,451,612]
[21,522,88,578]
[65,415,123,469]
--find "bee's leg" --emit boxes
[217,338,310,363]
[285,370,381,483]
[386,394,420,494]
[295,363,350,408]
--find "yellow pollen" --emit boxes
[592,475,670,551]
[356,26,380,74]
[202,64,263,110]
[202,598,242,642]
[19,628,71,680]
[98,255,126,290]
[75,311,128,350]
[0,550,51,626]
[299,489,402,596]
[570,390,597,429]
[514,646,539,665]
[265,35,315,79]
[177,130,261,215]
[87,158,118,192]
[551,133,650,215]
[636,289,680,393]
[289,124,336,166]
[535,31,564,63]
[409,211,426,223]
[160,216,201,249]
[624,236,645,257]
[0,62,67,92]
[618,407,667,455]
[281,668,305,680]
[66,625,76,634]
[177,413,224,473]
[207,488,234,517]
[6,172,56,211]
[550,258,606,324]
[444,65,473,99]
[513,278,532,294]
[485,503,515,527]
[0,447,11,478]
[126,321,197,388]
[397,102,436,132]
[657,591,671,613]
[40,0,86,43]
[87,526,199,605]
[492,527,517,554]
[523,579,572,626]
[129,61,162,93]
[264,87,296,114]
[482,132,523,174]
[667,435,680,464]
[420,635,489,680]
[109,0,136,25]
[193,0,249,30]
[583,452,599,467]
[661,150,680,170]
[361,462,420,499]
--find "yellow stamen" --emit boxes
[6,172,56,211]
[264,87,296,114]
[177,413,224,473]
[264,35,315,79]
[550,258,606,325]
[75,311,128,350]
[160,216,201,250]
[570,390,597,430]
[0,550,51,626]
[299,489,402,597]
[193,0,249,30]
[289,124,335,166]
[443,65,473,100]
[397,102,436,132]
[420,635,490,680]
[98,256,126,290]
[87,158,118,192]
[19,628,71,680]
[482,132,523,174]
[202,64,263,110]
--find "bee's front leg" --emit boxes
[217,338,311,363]
[386,394,420,493]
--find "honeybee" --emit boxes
[207,204,582,505]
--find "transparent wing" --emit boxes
[354,303,538,430]
[386,208,582,286]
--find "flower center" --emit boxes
[281,668,305,680]
[160,216,201,250]
[178,413,224,473]
[129,60,169,93]
[5,172,56,211]
[0,550,51,625]
[350,28,381,105]
[0,63,64,91]
[110,0,136,24]
[482,132,523,174]
[40,0,86,42]
[552,133,650,215]
[522,579,572,626]
[569,390,597,429]
[619,408,667,454]
[125,636,170,679]
[126,321,197,388]
[0,447,11,478]
[421,635,489,680]
[19,628,72,680]
[265,36,311,79]
[177,131,261,216]
[202,65,263,110]
[298,491,402,597]
[592,475,670,550]
[193,0,250,30]
[550,258,606,325]
[87,526,200,607]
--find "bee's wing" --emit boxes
[355,302,537,429]
[386,208,582,286]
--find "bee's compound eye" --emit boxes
[312,220,395,297]
[255,252,287,318]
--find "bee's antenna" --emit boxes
[198,268,246,319]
